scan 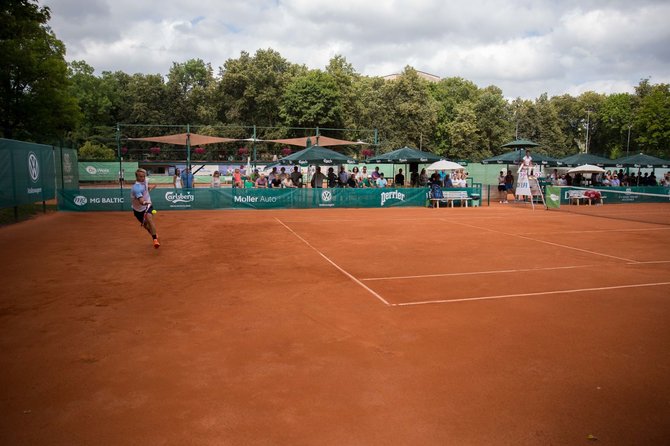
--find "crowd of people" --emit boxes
[187,165,474,189]
[546,169,668,187]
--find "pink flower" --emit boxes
[149,146,161,154]
[281,147,292,156]
[194,147,206,154]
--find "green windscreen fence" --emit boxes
[59,187,484,211]
[0,138,58,208]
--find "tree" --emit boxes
[280,70,342,129]
[78,141,115,160]
[377,67,438,151]
[0,0,80,141]
[216,49,304,127]
[166,59,217,124]
[634,83,670,158]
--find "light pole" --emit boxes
[626,124,632,156]
[585,110,591,153]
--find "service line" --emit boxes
[275,218,391,306]
[395,282,670,307]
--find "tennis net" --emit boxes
[546,185,670,226]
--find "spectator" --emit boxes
[268,167,278,186]
[504,170,514,202]
[360,166,369,181]
[610,175,620,187]
[419,168,429,187]
[232,168,243,188]
[327,167,338,188]
[346,173,358,188]
[376,173,387,188]
[338,166,349,187]
[497,170,506,203]
[270,174,282,188]
[173,168,183,189]
[281,175,295,188]
[181,168,195,189]
[443,174,453,188]
[211,171,221,188]
[255,173,268,188]
[290,166,303,188]
[410,170,419,187]
[279,167,288,181]
[394,168,405,187]
[310,166,326,188]
[371,166,381,180]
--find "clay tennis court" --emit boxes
[1,204,669,445]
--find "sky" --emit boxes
[44,0,670,100]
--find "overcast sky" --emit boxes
[44,0,670,100]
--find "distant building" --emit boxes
[382,71,441,82]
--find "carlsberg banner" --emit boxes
[58,187,446,211]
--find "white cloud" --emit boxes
[44,0,670,99]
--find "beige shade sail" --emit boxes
[128,133,239,146]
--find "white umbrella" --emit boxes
[426,160,464,171]
[567,164,606,174]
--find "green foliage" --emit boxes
[280,70,342,128]
[79,141,115,160]
[0,0,80,141]
[4,9,669,162]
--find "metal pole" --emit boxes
[626,124,632,156]
[585,110,591,153]
[186,123,191,171]
[252,125,257,164]
[116,123,123,189]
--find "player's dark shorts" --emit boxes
[505,184,513,191]
[133,206,152,223]
[498,185,506,191]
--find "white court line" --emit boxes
[627,260,670,265]
[274,218,391,306]
[525,227,670,235]
[395,282,670,307]
[444,219,639,263]
[362,264,595,281]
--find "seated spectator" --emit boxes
[279,167,288,181]
[371,166,381,180]
[376,173,387,188]
[270,175,282,188]
[255,173,268,188]
[346,174,358,188]
[610,175,620,187]
[211,171,221,188]
[281,176,295,188]
[233,168,243,188]
[443,174,453,188]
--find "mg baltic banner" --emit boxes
[58,187,434,211]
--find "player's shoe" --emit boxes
[153,238,160,249]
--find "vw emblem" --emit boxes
[321,190,332,202]
[28,152,39,182]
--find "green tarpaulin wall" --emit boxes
[58,187,484,211]
[0,138,60,208]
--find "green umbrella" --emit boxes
[557,153,612,167]
[366,146,442,163]
[279,145,356,166]
[501,139,540,148]
[482,149,558,166]
[612,153,669,168]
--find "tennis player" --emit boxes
[131,168,160,248]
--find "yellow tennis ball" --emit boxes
[151,209,157,215]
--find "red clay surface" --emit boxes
[1,204,669,445]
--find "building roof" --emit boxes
[382,71,441,82]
